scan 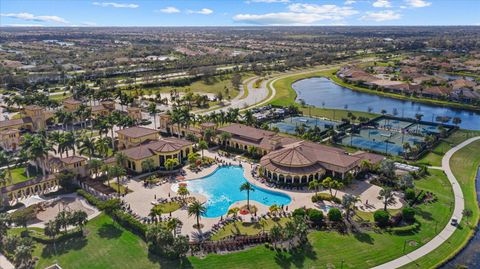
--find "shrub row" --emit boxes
[77,189,147,238]
[32,230,83,244]
[390,222,421,235]
[311,193,341,204]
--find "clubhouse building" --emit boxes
[218,124,383,184]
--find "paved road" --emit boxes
[373,136,480,269]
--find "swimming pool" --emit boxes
[172,166,291,218]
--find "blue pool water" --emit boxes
[173,166,291,218]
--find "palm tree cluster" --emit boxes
[0,213,37,269]
[269,216,309,249]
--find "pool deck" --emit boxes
[122,149,403,237]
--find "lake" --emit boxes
[293,77,480,130]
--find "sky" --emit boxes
[1,0,479,27]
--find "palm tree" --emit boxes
[48,131,64,158]
[227,207,240,218]
[95,137,110,158]
[269,204,281,218]
[203,128,215,144]
[0,151,12,185]
[147,103,159,130]
[72,210,88,231]
[44,220,60,255]
[243,110,255,126]
[188,201,207,229]
[13,243,34,268]
[167,218,182,237]
[61,131,76,157]
[78,136,96,159]
[109,165,126,195]
[342,194,359,221]
[141,159,156,173]
[165,158,179,171]
[378,187,395,211]
[115,152,128,167]
[308,179,320,196]
[197,140,208,160]
[177,185,189,199]
[88,159,102,178]
[240,182,255,210]
[21,133,53,176]
[219,132,232,148]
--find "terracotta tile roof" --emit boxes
[24,105,43,110]
[119,137,193,160]
[351,152,385,165]
[63,98,81,105]
[0,128,19,135]
[1,174,56,193]
[91,104,108,112]
[116,126,159,138]
[218,123,275,141]
[0,117,31,129]
[60,156,87,164]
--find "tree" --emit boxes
[187,201,207,228]
[321,177,343,198]
[227,207,240,218]
[269,204,281,217]
[177,185,189,198]
[203,128,216,144]
[95,137,111,158]
[374,210,390,227]
[197,140,208,160]
[72,210,88,231]
[100,199,121,222]
[13,242,35,269]
[141,159,156,173]
[0,151,13,185]
[218,132,232,148]
[20,133,53,176]
[88,159,103,178]
[307,208,324,226]
[55,210,72,233]
[327,208,342,222]
[379,159,396,179]
[187,152,200,165]
[44,220,60,255]
[109,165,126,195]
[342,194,359,221]
[378,187,396,211]
[402,207,415,223]
[269,225,283,248]
[166,218,182,237]
[165,158,179,171]
[452,117,462,126]
[308,179,320,196]
[147,102,159,130]
[78,136,96,159]
[240,182,255,210]
[0,213,11,237]
[115,152,128,167]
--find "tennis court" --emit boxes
[272,116,338,134]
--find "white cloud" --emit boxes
[187,8,213,15]
[372,0,392,8]
[93,2,139,8]
[361,10,401,21]
[247,0,290,3]
[344,0,356,5]
[1,24,44,27]
[158,6,180,14]
[404,0,431,8]
[0,12,68,24]
[234,3,358,25]
[288,4,358,16]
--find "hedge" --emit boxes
[311,193,341,204]
[77,189,147,238]
[390,222,421,235]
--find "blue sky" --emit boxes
[1,0,479,27]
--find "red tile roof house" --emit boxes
[218,124,384,183]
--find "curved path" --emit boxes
[373,136,480,269]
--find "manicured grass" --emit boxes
[417,129,480,166]
[300,106,378,122]
[7,166,38,186]
[33,214,184,269]
[190,169,454,269]
[401,139,480,269]
[108,182,132,195]
[152,201,181,214]
[211,218,289,241]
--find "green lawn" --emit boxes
[211,218,290,241]
[152,201,181,214]
[417,129,480,166]
[32,214,185,269]
[401,139,480,269]
[7,165,38,186]
[190,169,454,269]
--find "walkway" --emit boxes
[373,136,480,269]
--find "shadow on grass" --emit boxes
[353,231,374,244]
[147,251,194,269]
[97,223,123,239]
[416,208,434,221]
[274,242,317,269]
[41,236,88,258]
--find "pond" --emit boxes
[293,77,480,130]
[171,166,291,218]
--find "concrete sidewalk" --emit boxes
[372,136,480,269]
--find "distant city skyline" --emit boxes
[1,0,479,27]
